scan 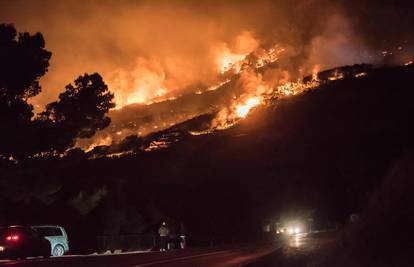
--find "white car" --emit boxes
[31,225,69,256]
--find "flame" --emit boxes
[207,79,232,91]
[82,136,113,152]
[217,48,247,73]
[355,72,367,78]
[328,70,344,81]
[208,71,321,132]
[235,97,261,118]
[107,58,172,109]
[255,47,286,68]
[145,140,169,152]
[216,31,258,74]
[312,65,320,81]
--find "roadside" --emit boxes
[0,243,279,267]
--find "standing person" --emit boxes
[158,222,169,251]
[179,223,186,249]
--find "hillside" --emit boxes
[2,64,414,251]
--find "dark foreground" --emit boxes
[0,232,335,267]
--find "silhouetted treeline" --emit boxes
[0,24,114,160]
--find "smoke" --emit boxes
[305,14,378,71]
[0,0,413,110]
[109,58,167,106]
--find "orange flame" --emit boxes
[235,96,261,118]
[312,65,320,82]
[217,49,247,73]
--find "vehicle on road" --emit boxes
[275,220,306,236]
[31,225,69,257]
[0,225,51,260]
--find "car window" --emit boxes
[22,228,39,237]
[33,227,63,236]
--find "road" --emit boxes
[0,232,334,267]
[0,245,278,267]
[246,231,337,267]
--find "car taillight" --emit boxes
[6,235,20,241]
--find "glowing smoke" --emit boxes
[1,0,413,150]
[2,0,412,110]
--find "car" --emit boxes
[31,225,69,257]
[0,225,51,260]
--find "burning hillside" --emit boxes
[76,44,288,150]
[77,36,390,153]
[2,0,413,158]
[84,63,373,158]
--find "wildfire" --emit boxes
[255,47,286,68]
[218,50,247,73]
[80,136,113,152]
[81,37,380,154]
[204,74,321,133]
[328,70,344,81]
[108,58,170,109]
[312,65,320,82]
[235,97,261,118]
[216,31,259,74]
[207,79,232,91]
[145,140,169,152]
[355,72,367,78]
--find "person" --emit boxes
[158,222,169,251]
[179,223,186,249]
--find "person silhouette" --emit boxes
[158,222,169,251]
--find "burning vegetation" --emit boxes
[82,63,373,158]
[1,0,414,159]
[76,35,382,155]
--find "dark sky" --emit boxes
[0,0,412,109]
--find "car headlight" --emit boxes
[288,228,293,234]
[0,246,4,252]
[294,227,300,234]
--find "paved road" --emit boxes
[246,231,337,267]
[0,232,334,267]
[0,245,278,267]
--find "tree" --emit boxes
[0,24,115,159]
[0,24,51,102]
[0,24,52,158]
[39,73,115,153]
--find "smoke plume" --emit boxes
[1,0,413,113]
